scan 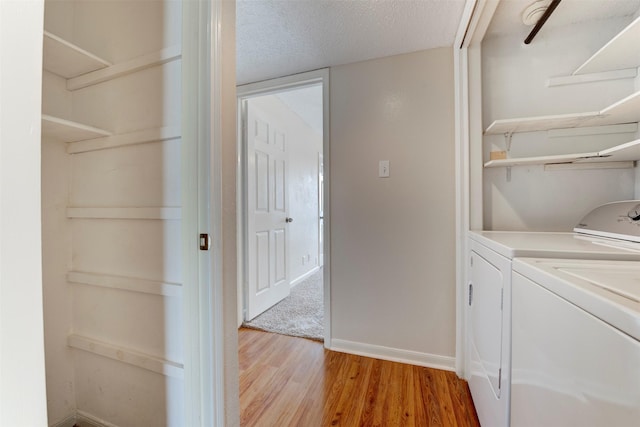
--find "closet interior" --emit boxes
[41,0,183,425]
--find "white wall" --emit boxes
[330,48,457,364]
[42,1,184,425]
[0,0,49,425]
[481,17,638,231]
[249,93,322,285]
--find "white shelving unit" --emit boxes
[484,139,640,168]
[42,32,113,143]
[41,115,112,143]
[484,15,640,170]
[573,16,640,75]
[43,31,111,79]
[484,90,640,135]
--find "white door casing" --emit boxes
[246,101,291,320]
[318,153,324,267]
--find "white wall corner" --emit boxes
[76,411,121,427]
[330,339,456,372]
[50,414,79,427]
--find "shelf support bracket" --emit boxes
[506,166,512,183]
[504,132,514,152]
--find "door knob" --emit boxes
[285,217,294,223]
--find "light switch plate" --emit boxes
[379,160,390,178]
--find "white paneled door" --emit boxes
[246,102,291,320]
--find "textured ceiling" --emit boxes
[486,0,640,38]
[236,0,467,85]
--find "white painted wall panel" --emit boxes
[41,138,76,423]
[70,139,181,208]
[74,352,183,427]
[72,286,182,363]
[0,1,48,424]
[72,219,182,284]
[73,0,181,63]
[331,48,456,358]
[72,61,181,134]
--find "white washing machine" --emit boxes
[511,258,640,426]
[467,200,640,427]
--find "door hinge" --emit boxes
[498,368,502,389]
[199,233,211,251]
[468,283,473,306]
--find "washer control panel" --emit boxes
[574,200,640,243]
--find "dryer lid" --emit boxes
[574,200,640,243]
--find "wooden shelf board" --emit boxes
[67,45,181,91]
[67,126,181,154]
[485,90,640,135]
[484,139,640,168]
[43,31,111,78]
[573,16,640,75]
[67,271,182,297]
[485,111,600,135]
[66,207,181,220]
[41,115,112,143]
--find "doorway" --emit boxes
[236,69,330,345]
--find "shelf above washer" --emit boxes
[43,31,111,79]
[485,90,640,135]
[484,138,640,168]
[573,16,640,75]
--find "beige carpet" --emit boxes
[243,268,323,341]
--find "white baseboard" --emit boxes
[290,265,320,288]
[330,338,456,371]
[51,411,121,427]
[76,411,121,427]
[51,414,78,427]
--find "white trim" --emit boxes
[66,207,181,220]
[76,410,121,427]
[67,271,182,297]
[330,339,456,372]
[67,45,181,91]
[51,414,79,427]
[67,126,180,154]
[547,68,637,87]
[289,265,320,288]
[453,0,500,379]
[181,0,225,425]
[236,68,332,347]
[67,334,184,378]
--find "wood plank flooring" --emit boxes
[239,328,480,427]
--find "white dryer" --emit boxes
[467,200,640,427]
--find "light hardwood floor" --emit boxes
[239,328,480,426]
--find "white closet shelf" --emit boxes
[66,207,181,220]
[485,90,640,135]
[484,138,640,168]
[67,45,181,91]
[43,31,111,78]
[67,126,181,154]
[573,16,640,75]
[41,115,112,143]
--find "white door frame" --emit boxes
[181,0,226,425]
[237,69,332,346]
[453,0,500,378]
